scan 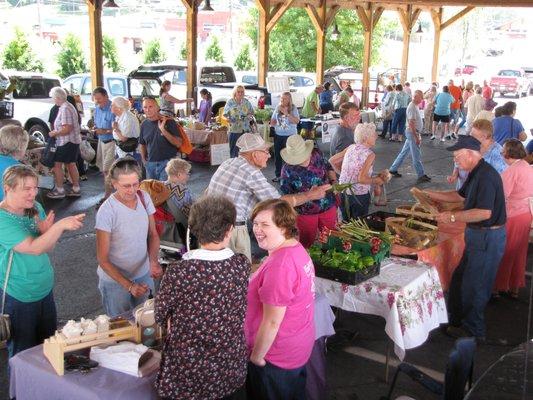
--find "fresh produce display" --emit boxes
[327,182,354,194]
[323,218,393,248]
[309,245,375,272]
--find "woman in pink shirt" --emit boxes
[246,199,315,399]
[494,139,533,297]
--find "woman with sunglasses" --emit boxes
[95,158,163,317]
[0,165,84,357]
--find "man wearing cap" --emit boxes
[424,135,506,341]
[389,90,432,184]
[207,133,330,261]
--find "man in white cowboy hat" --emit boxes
[207,133,330,261]
[279,134,338,248]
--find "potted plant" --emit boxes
[254,107,273,143]
[0,77,17,120]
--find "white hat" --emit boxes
[236,133,272,153]
[281,135,314,165]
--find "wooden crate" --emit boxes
[43,320,141,376]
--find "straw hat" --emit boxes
[281,135,314,165]
[236,133,273,153]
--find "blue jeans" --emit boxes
[229,132,244,158]
[341,192,370,221]
[448,227,506,337]
[391,107,407,136]
[98,272,154,317]
[247,362,307,400]
[381,118,393,137]
[2,290,57,358]
[389,131,425,177]
[145,160,169,181]
[274,134,290,177]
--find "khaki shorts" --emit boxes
[96,140,116,173]
[229,225,251,262]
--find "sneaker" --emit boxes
[451,133,458,139]
[390,170,402,178]
[416,175,432,183]
[80,175,88,181]
[47,188,65,199]
[440,138,446,142]
[66,187,81,197]
[430,135,436,140]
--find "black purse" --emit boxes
[40,137,57,168]
[0,252,14,342]
[116,137,139,153]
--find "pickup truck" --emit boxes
[522,67,533,95]
[490,69,531,98]
[128,63,271,116]
[324,66,382,108]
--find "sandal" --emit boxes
[46,188,66,199]
[66,187,81,198]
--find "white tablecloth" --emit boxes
[315,257,448,360]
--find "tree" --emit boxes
[244,8,387,72]
[143,39,166,64]
[234,43,255,71]
[56,33,87,78]
[102,35,122,72]
[205,36,224,63]
[179,43,187,61]
[1,28,44,72]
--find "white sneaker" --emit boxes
[430,135,436,140]
[440,138,446,142]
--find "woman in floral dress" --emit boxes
[155,195,250,400]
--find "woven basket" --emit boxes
[396,204,435,221]
[385,217,438,250]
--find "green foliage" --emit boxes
[56,33,87,78]
[244,8,386,72]
[143,38,166,64]
[1,28,44,72]
[179,42,187,61]
[254,107,273,123]
[234,43,255,71]
[205,36,224,63]
[102,35,122,72]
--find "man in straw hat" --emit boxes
[424,135,506,342]
[279,134,338,248]
[207,133,330,261]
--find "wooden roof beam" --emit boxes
[441,6,475,30]
[267,0,294,32]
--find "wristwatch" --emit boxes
[450,214,456,223]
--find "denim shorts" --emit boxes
[98,272,154,317]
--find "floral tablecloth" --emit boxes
[315,257,448,360]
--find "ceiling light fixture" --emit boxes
[331,22,340,41]
[202,0,214,12]
[416,22,423,34]
[103,0,119,8]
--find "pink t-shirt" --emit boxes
[501,160,533,218]
[245,243,315,369]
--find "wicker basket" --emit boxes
[385,217,438,250]
[396,203,435,221]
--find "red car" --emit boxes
[454,65,478,76]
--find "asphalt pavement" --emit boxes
[1,130,532,400]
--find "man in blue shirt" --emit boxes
[425,135,506,342]
[93,87,115,206]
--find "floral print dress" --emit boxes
[155,249,250,400]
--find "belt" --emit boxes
[101,139,114,144]
[235,221,247,226]
[467,224,504,230]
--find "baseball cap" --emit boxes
[446,135,481,152]
[236,133,273,153]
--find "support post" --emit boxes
[183,0,198,115]
[356,5,383,108]
[397,5,420,84]
[431,8,442,83]
[87,0,103,89]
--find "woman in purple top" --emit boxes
[279,135,336,248]
[197,88,212,125]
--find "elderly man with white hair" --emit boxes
[111,96,140,158]
[47,86,82,199]
[329,123,385,219]
[424,135,506,341]
[0,125,29,201]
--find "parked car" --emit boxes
[454,64,478,76]
[490,69,530,98]
[324,66,382,109]
[127,63,271,116]
[1,70,61,141]
[522,66,533,94]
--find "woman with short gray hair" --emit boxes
[95,157,163,317]
[46,86,82,199]
[111,96,140,158]
[0,125,29,201]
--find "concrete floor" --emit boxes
[1,134,532,400]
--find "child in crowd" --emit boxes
[165,158,194,217]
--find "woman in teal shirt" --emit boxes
[431,86,455,142]
[0,165,84,357]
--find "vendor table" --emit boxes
[184,127,228,145]
[315,257,448,361]
[9,295,335,400]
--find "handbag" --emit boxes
[116,137,139,153]
[0,251,14,342]
[40,137,57,168]
[80,139,96,162]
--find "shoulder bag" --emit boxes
[40,137,57,169]
[116,137,139,153]
[0,251,14,341]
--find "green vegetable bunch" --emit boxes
[308,244,375,272]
